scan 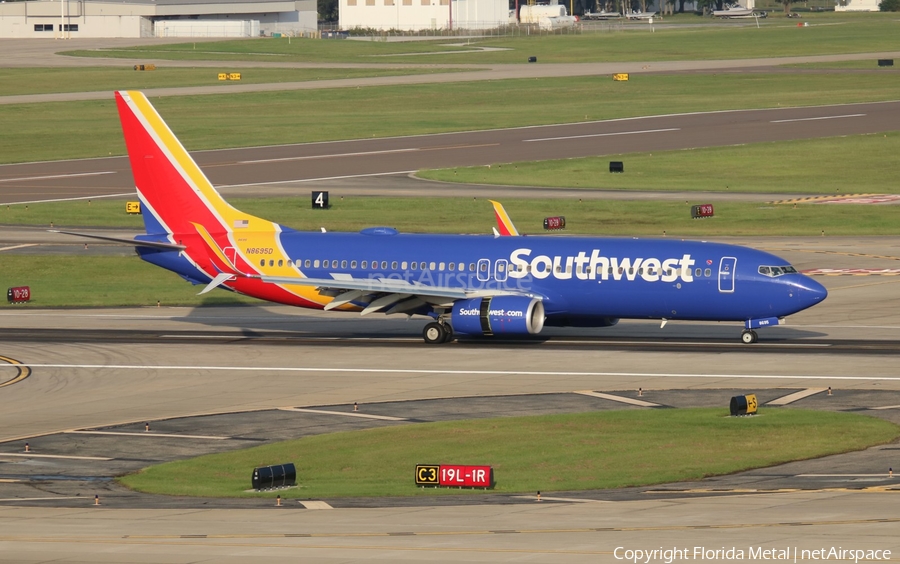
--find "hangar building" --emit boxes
[338,0,509,31]
[0,0,317,38]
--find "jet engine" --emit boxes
[451,296,545,336]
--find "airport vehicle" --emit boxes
[712,5,766,17]
[59,91,827,345]
[580,10,622,19]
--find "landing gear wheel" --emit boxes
[423,322,447,345]
[441,324,454,343]
[741,330,758,344]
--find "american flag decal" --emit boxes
[234,219,249,228]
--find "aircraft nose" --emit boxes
[796,275,828,309]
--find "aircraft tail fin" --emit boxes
[115,91,264,238]
[489,200,519,236]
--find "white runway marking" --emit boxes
[219,170,417,189]
[299,500,334,510]
[512,495,610,503]
[280,407,407,421]
[0,171,115,184]
[5,363,900,381]
[0,193,133,206]
[0,497,82,502]
[0,453,112,461]
[797,474,895,478]
[65,430,229,440]
[770,113,865,123]
[766,388,828,406]
[0,244,38,252]
[239,148,419,164]
[870,404,900,411]
[574,390,661,407]
[523,128,680,142]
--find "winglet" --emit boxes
[489,200,519,236]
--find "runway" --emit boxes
[3,101,900,205]
[2,291,900,561]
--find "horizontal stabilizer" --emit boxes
[199,272,235,295]
[49,230,185,251]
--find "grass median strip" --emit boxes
[417,132,900,194]
[118,408,900,498]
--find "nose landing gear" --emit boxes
[741,330,758,344]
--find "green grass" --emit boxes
[0,255,258,308]
[418,132,900,194]
[118,408,900,498]
[0,67,463,97]
[61,15,900,65]
[3,71,899,163]
[199,198,900,237]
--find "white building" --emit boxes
[0,0,317,38]
[835,0,879,10]
[339,0,509,31]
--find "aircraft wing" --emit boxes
[253,273,538,315]
[50,230,185,251]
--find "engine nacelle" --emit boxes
[451,296,545,336]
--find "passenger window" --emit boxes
[429,262,436,270]
[459,263,465,271]
[498,263,506,272]
[411,262,417,270]
[479,263,487,272]
[469,263,475,272]
[278,260,283,267]
[391,261,398,269]
[381,261,388,269]
[449,262,455,271]
[420,262,427,270]
[705,268,711,277]
[269,260,274,267]
[439,262,445,271]
[361,261,367,269]
[351,260,357,269]
[304,260,310,268]
[402,261,408,270]
[695,268,701,277]
[260,259,265,267]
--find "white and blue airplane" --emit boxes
[61,91,827,345]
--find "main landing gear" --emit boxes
[423,321,454,344]
[741,330,758,344]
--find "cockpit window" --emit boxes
[758,265,797,277]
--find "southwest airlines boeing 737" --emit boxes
[59,91,827,344]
